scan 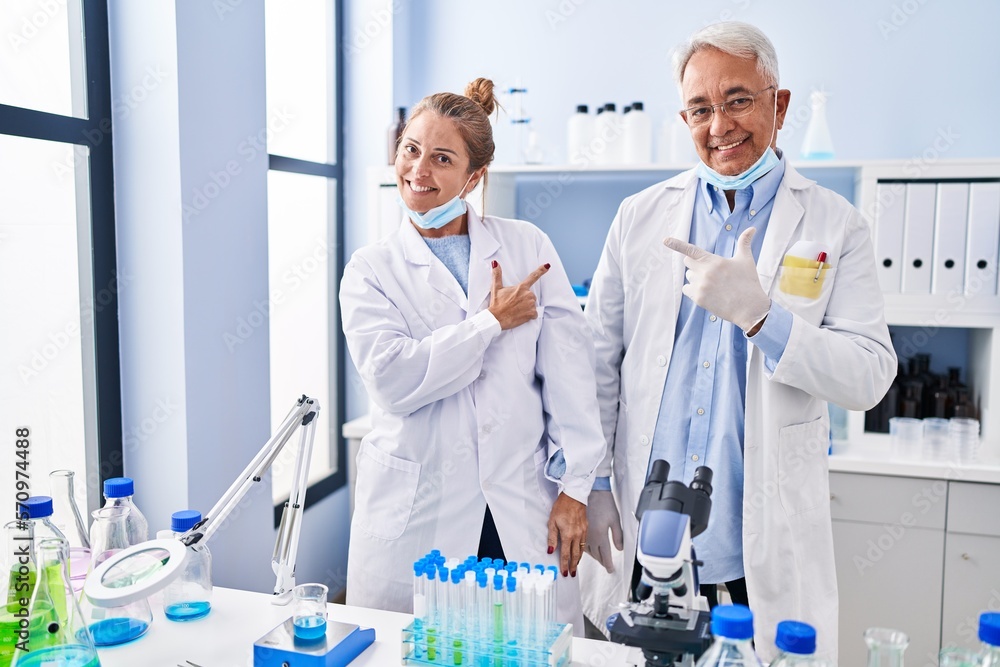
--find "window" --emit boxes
[264,0,345,519]
[0,0,121,517]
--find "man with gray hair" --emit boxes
[580,21,896,662]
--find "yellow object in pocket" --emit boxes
[779,255,828,298]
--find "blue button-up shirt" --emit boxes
[593,155,795,585]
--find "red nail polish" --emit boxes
[544,263,551,269]
[562,570,568,577]
[547,546,554,555]
[571,571,577,577]
[491,260,498,269]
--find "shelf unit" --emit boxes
[370,158,1000,454]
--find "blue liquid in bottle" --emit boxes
[164,600,212,621]
[294,615,327,641]
[84,617,150,645]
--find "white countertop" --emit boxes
[95,586,634,666]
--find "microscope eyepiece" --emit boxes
[648,459,670,484]
[691,466,713,497]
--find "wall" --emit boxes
[396,0,1000,164]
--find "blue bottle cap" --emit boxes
[477,572,487,587]
[451,569,462,584]
[534,564,545,573]
[492,558,505,569]
[981,612,1000,646]
[170,510,202,533]
[493,574,503,590]
[413,560,424,575]
[438,566,448,582]
[506,577,517,593]
[775,620,816,654]
[430,549,441,557]
[711,605,754,640]
[505,563,518,574]
[546,565,558,576]
[23,496,53,519]
[104,477,135,498]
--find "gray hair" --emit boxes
[672,22,780,92]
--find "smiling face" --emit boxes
[680,47,790,175]
[395,112,483,215]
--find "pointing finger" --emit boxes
[520,263,551,288]
[663,236,708,260]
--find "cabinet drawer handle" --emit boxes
[962,553,971,561]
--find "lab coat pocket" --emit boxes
[776,416,829,516]
[774,267,837,314]
[354,440,421,541]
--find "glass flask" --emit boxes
[292,583,328,642]
[101,477,148,546]
[162,510,212,622]
[21,497,68,558]
[79,506,152,646]
[1,522,36,667]
[864,627,909,667]
[10,538,101,667]
[695,605,763,666]
[800,90,834,160]
[938,648,982,666]
[48,470,91,592]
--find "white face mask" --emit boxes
[396,174,474,230]
[695,88,780,191]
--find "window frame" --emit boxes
[268,0,346,525]
[0,0,123,499]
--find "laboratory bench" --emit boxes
[95,586,633,666]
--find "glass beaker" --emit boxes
[864,627,909,667]
[10,538,101,667]
[48,470,91,593]
[938,648,982,666]
[79,506,152,646]
[292,583,328,642]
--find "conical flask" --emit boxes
[2,522,36,667]
[78,507,152,646]
[48,470,91,593]
[801,90,835,160]
[864,627,908,667]
[10,537,101,667]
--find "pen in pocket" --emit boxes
[813,252,827,283]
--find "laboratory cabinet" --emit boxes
[830,472,1000,665]
[371,158,1000,454]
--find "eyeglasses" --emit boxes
[681,86,775,126]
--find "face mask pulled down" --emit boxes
[397,174,474,230]
[695,89,780,191]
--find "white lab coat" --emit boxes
[340,208,606,632]
[580,164,896,663]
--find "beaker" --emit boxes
[292,583,328,642]
[48,470,91,592]
[864,627,909,667]
[10,538,101,667]
[79,506,152,646]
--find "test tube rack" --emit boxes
[401,619,572,667]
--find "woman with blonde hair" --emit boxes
[340,78,605,631]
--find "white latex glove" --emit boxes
[585,490,624,573]
[663,226,771,334]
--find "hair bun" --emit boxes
[464,78,497,117]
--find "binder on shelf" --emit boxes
[900,182,936,294]
[931,182,969,295]
[965,181,1000,296]
[874,181,905,293]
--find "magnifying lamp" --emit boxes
[84,395,321,608]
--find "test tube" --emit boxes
[412,560,427,659]
[426,566,439,661]
[463,570,477,640]
[438,566,450,635]
[477,571,489,644]
[520,575,534,648]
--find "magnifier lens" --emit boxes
[100,547,176,589]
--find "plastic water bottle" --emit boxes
[102,477,149,546]
[771,620,830,666]
[801,90,835,160]
[566,104,593,165]
[695,605,762,666]
[623,101,652,164]
[981,612,1000,666]
[162,510,212,621]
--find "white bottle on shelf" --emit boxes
[594,103,623,166]
[566,104,593,165]
[623,101,652,164]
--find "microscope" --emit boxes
[609,459,715,667]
